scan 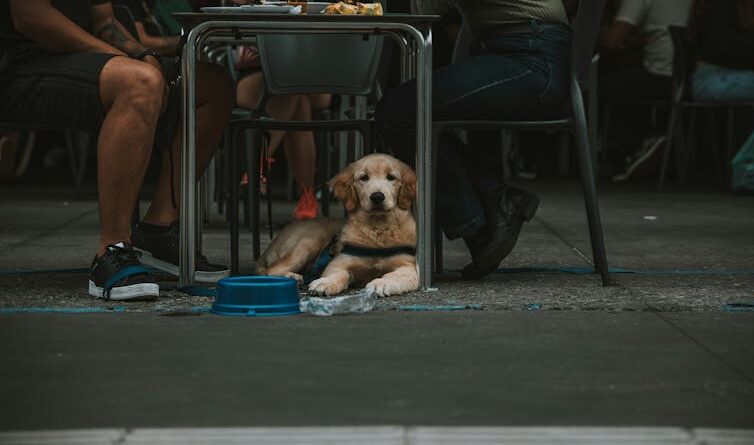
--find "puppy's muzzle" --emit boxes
[370,192,385,208]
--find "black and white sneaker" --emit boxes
[132,221,229,283]
[88,242,159,301]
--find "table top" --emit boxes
[173,12,440,30]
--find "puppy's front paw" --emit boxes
[366,278,399,297]
[308,277,346,296]
[283,272,304,285]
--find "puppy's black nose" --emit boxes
[370,192,385,205]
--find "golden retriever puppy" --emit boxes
[256,217,343,283]
[257,153,418,297]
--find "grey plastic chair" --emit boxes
[228,10,386,274]
[432,0,612,286]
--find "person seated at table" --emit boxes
[0,0,234,300]
[598,0,694,182]
[376,0,569,280]
[691,0,754,103]
[112,0,180,55]
[235,45,332,220]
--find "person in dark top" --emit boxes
[375,0,570,280]
[692,0,754,102]
[0,0,234,300]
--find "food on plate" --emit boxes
[324,2,383,15]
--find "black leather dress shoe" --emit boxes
[461,186,539,279]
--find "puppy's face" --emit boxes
[330,154,417,214]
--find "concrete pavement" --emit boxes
[1,180,753,438]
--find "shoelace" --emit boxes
[107,244,141,269]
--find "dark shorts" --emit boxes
[0,48,181,148]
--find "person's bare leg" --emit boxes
[97,56,165,256]
[143,63,234,225]
[283,94,316,190]
[236,71,264,110]
[236,72,301,158]
[263,94,302,157]
[309,93,332,111]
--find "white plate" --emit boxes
[259,2,334,14]
[200,5,301,14]
[304,2,334,14]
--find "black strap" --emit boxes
[341,243,416,258]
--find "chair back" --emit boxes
[256,1,386,96]
[113,4,140,41]
[570,0,607,90]
[668,25,694,102]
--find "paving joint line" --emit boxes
[533,215,594,266]
[653,310,754,386]
[534,215,649,310]
[0,207,98,255]
[622,273,754,383]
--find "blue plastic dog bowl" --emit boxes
[212,276,300,316]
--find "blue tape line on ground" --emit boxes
[387,304,483,312]
[483,266,754,276]
[0,307,126,314]
[0,268,90,275]
[176,286,217,297]
[155,306,212,313]
[722,302,754,312]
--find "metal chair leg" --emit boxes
[249,130,262,260]
[659,104,680,189]
[315,128,330,217]
[705,109,724,184]
[218,131,228,216]
[571,77,611,286]
[230,125,240,275]
[432,124,443,275]
[679,108,697,186]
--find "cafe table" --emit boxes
[174,11,439,290]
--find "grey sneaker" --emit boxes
[132,221,229,283]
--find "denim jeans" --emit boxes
[375,21,571,239]
[692,63,754,102]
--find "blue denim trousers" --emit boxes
[692,63,754,102]
[375,21,571,239]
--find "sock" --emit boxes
[137,221,172,233]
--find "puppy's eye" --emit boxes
[359,175,369,182]
[386,174,396,181]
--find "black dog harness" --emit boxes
[341,243,417,257]
[303,237,416,284]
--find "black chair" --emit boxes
[0,123,92,194]
[113,4,141,40]
[659,26,754,189]
[432,0,612,286]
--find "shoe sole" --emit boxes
[88,280,159,301]
[461,192,540,279]
[134,248,230,284]
[611,137,666,183]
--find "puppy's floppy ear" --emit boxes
[397,161,417,210]
[329,165,358,212]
